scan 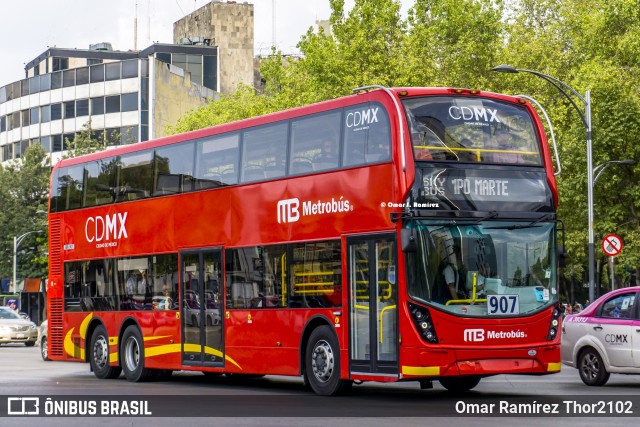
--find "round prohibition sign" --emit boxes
[602,234,623,257]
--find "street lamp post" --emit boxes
[491,64,595,302]
[13,230,45,311]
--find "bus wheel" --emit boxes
[121,325,153,382]
[305,325,352,396]
[90,325,121,379]
[439,376,481,392]
[578,348,610,386]
[41,336,51,361]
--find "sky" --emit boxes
[0,0,411,86]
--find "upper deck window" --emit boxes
[403,96,542,166]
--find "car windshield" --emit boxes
[0,308,21,320]
[405,220,558,316]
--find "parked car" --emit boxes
[561,286,640,386]
[0,306,38,347]
[38,319,50,361]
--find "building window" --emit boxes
[91,97,105,115]
[121,126,139,144]
[11,112,20,129]
[29,76,40,94]
[40,105,51,123]
[76,99,89,117]
[90,64,105,83]
[51,103,62,121]
[39,136,51,153]
[52,57,69,72]
[64,101,75,119]
[122,60,138,79]
[52,134,63,152]
[51,71,62,90]
[39,74,51,92]
[121,92,138,112]
[21,110,29,127]
[105,95,120,114]
[63,69,75,88]
[20,80,29,97]
[30,107,39,125]
[76,67,89,85]
[105,62,120,81]
[2,144,13,161]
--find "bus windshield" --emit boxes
[405,220,557,316]
[403,96,542,165]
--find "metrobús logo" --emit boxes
[85,212,128,248]
[277,197,353,224]
[463,328,527,342]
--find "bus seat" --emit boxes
[291,159,314,174]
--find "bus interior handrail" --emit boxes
[517,94,561,176]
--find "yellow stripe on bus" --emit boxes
[401,366,440,376]
[547,362,562,372]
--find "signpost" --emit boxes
[602,234,623,257]
[602,234,623,291]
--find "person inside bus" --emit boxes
[458,138,477,162]
[434,243,464,303]
[485,128,524,163]
[126,271,138,295]
[315,137,338,163]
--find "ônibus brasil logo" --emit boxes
[277,197,352,224]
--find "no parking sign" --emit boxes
[602,234,623,257]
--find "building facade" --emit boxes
[174,1,254,95]
[0,1,255,165]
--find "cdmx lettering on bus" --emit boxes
[85,212,129,246]
[345,107,379,129]
[448,106,501,123]
[277,197,352,224]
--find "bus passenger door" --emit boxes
[180,249,224,367]
[347,234,399,376]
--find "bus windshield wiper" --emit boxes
[472,210,498,224]
[484,214,554,230]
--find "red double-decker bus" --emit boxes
[46,86,562,395]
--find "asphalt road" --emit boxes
[1,343,639,426]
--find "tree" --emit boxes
[0,144,50,282]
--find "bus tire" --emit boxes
[578,347,610,386]
[305,325,352,396]
[439,376,481,392]
[41,336,51,361]
[120,325,154,382]
[90,325,122,379]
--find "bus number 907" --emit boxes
[487,295,519,315]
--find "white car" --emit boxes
[561,286,640,386]
[0,306,38,346]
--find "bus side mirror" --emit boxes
[558,245,568,268]
[401,228,417,253]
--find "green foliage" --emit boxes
[63,120,111,159]
[0,144,50,282]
